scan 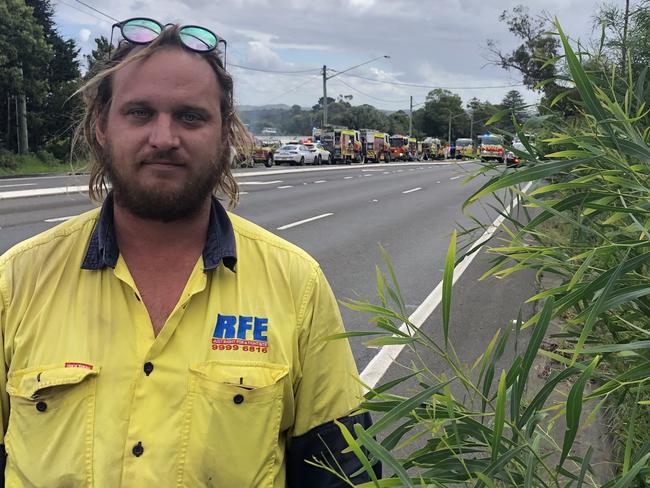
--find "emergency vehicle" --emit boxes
[330,128,362,164]
[455,138,475,159]
[390,135,409,161]
[422,137,443,160]
[407,137,420,161]
[479,133,505,163]
[360,130,391,163]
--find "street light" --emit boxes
[322,55,390,126]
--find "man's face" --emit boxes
[96,47,225,222]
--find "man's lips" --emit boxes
[142,160,185,167]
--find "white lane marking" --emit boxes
[314,180,327,184]
[361,169,384,172]
[383,172,390,174]
[277,185,293,189]
[450,175,462,180]
[0,185,88,200]
[240,191,249,195]
[409,168,415,171]
[402,187,422,194]
[44,215,75,223]
[364,174,373,177]
[238,180,282,185]
[371,199,379,202]
[277,213,333,230]
[436,181,441,184]
[344,176,353,180]
[0,183,36,189]
[397,170,404,173]
[360,181,534,390]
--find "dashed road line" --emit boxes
[44,215,75,223]
[239,180,283,185]
[277,213,333,230]
[0,183,36,189]
[277,185,293,189]
[314,180,327,184]
[450,175,462,180]
[402,187,422,194]
[344,176,353,180]
[360,181,534,389]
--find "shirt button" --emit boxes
[233,394,244,405]
[143,362,154,376]
[132,442,144,457]
[35,401,47,412]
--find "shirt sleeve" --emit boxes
[0,269,10,484]
[287,266,380,486]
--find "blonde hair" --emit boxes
[75,25,251,208]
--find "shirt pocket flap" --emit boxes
[189,360,288,402]
[7,363,100,400]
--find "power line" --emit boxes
[331,77,409,104]
[229,64,321,75]
[54,0,108,24]
[71,0,118,22]
[337,71,526,90]
[263,75,320,104]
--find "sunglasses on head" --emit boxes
[109,17,227,67]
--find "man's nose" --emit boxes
[147,114,180,150]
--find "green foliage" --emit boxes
[321,19,650,487]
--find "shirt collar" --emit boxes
[81,193,237,272]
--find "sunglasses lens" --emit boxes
[180,26,218,51]
[122,19,161,43]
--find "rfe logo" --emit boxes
[212,314,269,353]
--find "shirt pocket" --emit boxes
[5,363,100,488]
[178,360,289,488]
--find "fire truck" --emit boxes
[390,134,409,161]
[422,137,444,160]
[479,133,505,163]
[360,129,391,163]
[455,138,475,159]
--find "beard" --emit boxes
[101,142,225,222]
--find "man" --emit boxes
[0,21,377,486]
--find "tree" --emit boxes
[25,0,81,155]
[498,90,528,134]
[85,35,111,74]
[415,89,469,142]
[466,97,499,139]
[0,0,51,151]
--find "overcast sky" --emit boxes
[54,0,602,111]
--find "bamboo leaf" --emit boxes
[442,230,456,348]
[560,355,600,467]
[492,371,507,463]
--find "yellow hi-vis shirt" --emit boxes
[0,196,369,487]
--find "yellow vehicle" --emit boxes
[455,138,475,159]
[360,130,391,163]
[332,128,362,164]
[407,137,418,160]
[422,137,444,160]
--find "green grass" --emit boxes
[0,152,88,177]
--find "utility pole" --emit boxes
[18,94,28,154]
[17,66,28,154]
[322,65,328,126]
[408,96,413,137]
[470,113,474,142]
[321,55,390,127]
[448,110,452,147]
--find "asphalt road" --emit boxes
[0,161,536,382]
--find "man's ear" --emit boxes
[95,108,108,147]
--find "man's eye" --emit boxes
[129,109,150,118]
[181,113,202,123]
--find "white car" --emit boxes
[303,143,331,164]
[273,144,318,165]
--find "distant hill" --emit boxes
[236,104,293,111]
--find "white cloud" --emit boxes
[78,28,92,43]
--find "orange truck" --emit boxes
[360,129,391,163]
[390,134,409,161]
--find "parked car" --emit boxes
[252,138,280,167]
[505,141,527,167]
[273,144,318,165]
[303,142,331,164]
